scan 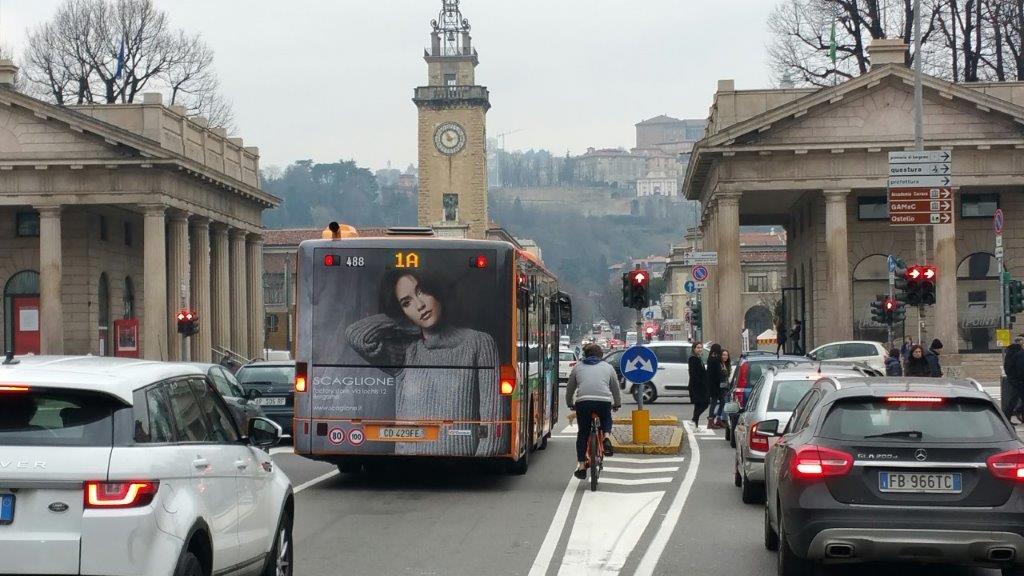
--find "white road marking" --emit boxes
[634,421,702,576]
[293,470,339,494]
[608,456,685,464]
[561,424,579,434]
[554,435,577,439]
[528,476,582,576]
[697,436,726,441]
[601,466,679,474]
[596,477,673,486]
[557,491,664,575]
[270,446,294,455]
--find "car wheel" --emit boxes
[729,427,737,448]
[777,513,813,576]
[741,472,765,504]
[264,511,293,576]
[174,552,203,576]
[632,383,657,404]
[733,461,742,488]
[764,505,779,551]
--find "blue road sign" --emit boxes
[684,280,697,294]
[643,309,655,320]
[620,346,658,384]
[887,255,897,273]
[691,265,709,282]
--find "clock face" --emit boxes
[433,122,467,156]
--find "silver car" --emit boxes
[728,364,878,504]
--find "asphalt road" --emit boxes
[268,395,1008,576]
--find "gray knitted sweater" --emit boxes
[346,314,508,456]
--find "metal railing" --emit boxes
[414,85,489,103]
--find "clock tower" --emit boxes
[414,0,490,239]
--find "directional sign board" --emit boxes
[888,151,953,227]
[681,251,718,266]
[619,346,658,384]
[684,280,697,294]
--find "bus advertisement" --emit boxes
[293,232,569,474]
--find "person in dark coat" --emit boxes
[925,339,944,378]
[688,343,709,429]
[775,321,788,356]
[1003,337,1024,423]
[905,345,932,377]
[789,320,804,355]
[704,344,724,430]
[885,348,903,376]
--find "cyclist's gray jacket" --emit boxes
[565,358,621,408]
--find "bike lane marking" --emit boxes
[528,475,583,576]
[556,490,664,576]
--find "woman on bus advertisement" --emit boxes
[346,268,509,456]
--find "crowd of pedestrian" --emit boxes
[884,336,944,378]
[689,342,733,431]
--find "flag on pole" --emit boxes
[829,21,837,65]
[114,38,125,80]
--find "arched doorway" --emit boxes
[98,273,110,356]
[3,270,41,355]
[744,305,773,349]
[957,252,1000,353]
[852,254,902,344]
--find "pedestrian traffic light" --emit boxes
[920,265,937,305]
[176,309,199,337]
[628,268,650,310]
[870,299,887,324]
[1010,280,1024,315]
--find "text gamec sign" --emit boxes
[888,151,954,226]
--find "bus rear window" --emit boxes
[820,398,1011,442]
[0,389,124,446]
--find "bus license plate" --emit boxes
[379,427,426,440]
[879,471,962,493]
[0,494,14,525]
[255,397,286,406]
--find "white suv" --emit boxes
[0,356,294,576]
[807,340,888,373]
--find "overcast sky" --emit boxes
[2,0,775,171]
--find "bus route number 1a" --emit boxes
[395,252,420,269]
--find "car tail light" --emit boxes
[791,445,852,479]
[84,480,159,508]
[886,396,943,404]
[987,448,1024,482]
[749,422,770,453]
[737,363,750,389]
[499,365,516,395]
[570,361,577,368]
[294,362,308,393]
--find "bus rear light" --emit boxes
[295,362,308,393]
[323,255,340,267]
[471,255,488,269]
[84,480,159,508]
[0,385,29,392]
[499,365,516,396]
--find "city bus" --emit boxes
[292,225,571,474]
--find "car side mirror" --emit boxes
[757,419,780,436]
[807,353,817,361]
[246,388,261,401]
[248,417,282,449]
[724,402,741,415]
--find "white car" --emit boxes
[609,341,696,403]
[0,356,293,576]
[807,340,888,373]
[558,348,579,384]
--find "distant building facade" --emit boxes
[574,147,646,190]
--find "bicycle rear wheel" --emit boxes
[589,428,600,491]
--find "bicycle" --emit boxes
[585,411,605,492]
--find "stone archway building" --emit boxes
[0,60,279,361]
[683,40,1024,380]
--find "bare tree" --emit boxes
[19,0,235,129]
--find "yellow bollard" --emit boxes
[632,409,650,444]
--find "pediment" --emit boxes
[0,102,138,161]
[745,81,1022,147]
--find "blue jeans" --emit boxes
[575,400,613,462]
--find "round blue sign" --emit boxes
[684,280,697,294]
[619,346,659,384]
[692,265,709,282]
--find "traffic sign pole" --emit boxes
[996,209,1007,330]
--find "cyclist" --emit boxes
[566,343,621,479]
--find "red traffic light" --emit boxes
[884,298,896,312]
[907,265,922,280]
[645,326,655,334]
[921,265,937,280]
[631,270,650,287]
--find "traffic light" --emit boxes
[891,300,907,323]
[920,265,937,305]
[621,272,630,308]
[870,299,887,324]
[1010,280,1024,315]
[905,265,923,306]
[176,309,199,336]
[893,258,909,305]
[628,269,651,310]
[691,302,702,333]
[644,325,655,342]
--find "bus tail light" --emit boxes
[295,362,308,393]
[84,480,159,508]
[499,365,516,395]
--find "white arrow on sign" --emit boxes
[889,175,953,187]
[888,163,951,176]
[889,150,952,164]
[626,357,653,374]
[929,212,952,224]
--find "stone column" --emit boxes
[166,212,190,360]
[229,229,249,358]
[36,206,63,354]
[142,205,168,360]
[823,190,853,342]
[210,224,231,358]
[704,204,719,343]
[716,193,743,353]
[933,222,958,353]
[246,235,265,357]
[190,217,212,362]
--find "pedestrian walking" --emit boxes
[775,320,788,356]
[705,344,725,429]
[710,349,732,428]
[904,345,931,377]
[688,343,709,429]
[789,320,804,355]
[1003,337,1024,424]
[925,339,943,378]
[885,348,903,376]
